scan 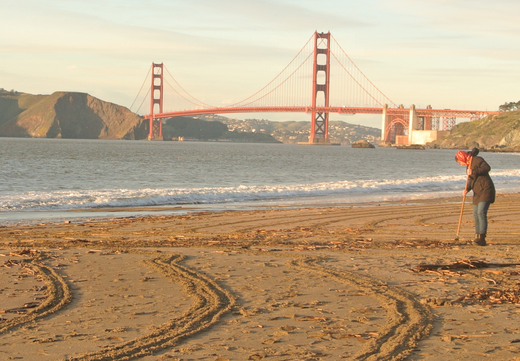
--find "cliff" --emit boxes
[0,91,148,139]
[429,110,520,151]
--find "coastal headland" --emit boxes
[2,193,520,360]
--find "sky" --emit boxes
[2,0,520,129]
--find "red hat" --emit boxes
[455,150,471,166]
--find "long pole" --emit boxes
[456,156,473,239]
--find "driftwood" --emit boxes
[412,259,520,273]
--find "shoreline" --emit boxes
[2,192,519,244]
[2,193,520,360]
[0,192,475,227]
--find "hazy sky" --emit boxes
[2,0,519,128]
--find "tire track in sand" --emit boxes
[0,253,72,334]
[290,256,433,361]
[65,252,236,361]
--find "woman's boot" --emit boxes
[474,234,487,246]
[480,234,487,246]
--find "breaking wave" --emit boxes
[2,170,519,212]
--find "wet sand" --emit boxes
[1,193,520,360]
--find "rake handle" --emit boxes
[456,193,467,236]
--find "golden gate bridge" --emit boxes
[132,31,499,145]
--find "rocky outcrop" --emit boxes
[429,111,520,151]
[352,139,375,148]
[0,91,148,139]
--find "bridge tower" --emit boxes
[149,63,164,140]
[309,31,331,144]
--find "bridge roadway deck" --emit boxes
[145,106,499,120]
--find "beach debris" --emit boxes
[23,302,40,309]
[3,307,29,314]
[442,334,492,342]
[464,288,520,305]
[106,336,124,341]
[248,354,266,360]
[447,287,520,305]
[482,277,497,285]
[388,239,454,249]
[412,259,520,272]
[2,259,38,274]
[420,298,451,307]
[279,325,297,332]
[262,338,280,345]
[294,315,327,321]
[256,248,282,252]
[412,259,520,305]
[8,249,39,257]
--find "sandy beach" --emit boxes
[2,193,520,361]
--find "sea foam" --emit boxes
[2,170,519,212]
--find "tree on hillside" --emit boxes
[499,101,520,112]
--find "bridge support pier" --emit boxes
[309,31,331,144]
[381,104,390,142]
[382,104,453,146]
[149,63,164,140]
[408,105,418,145]
[381,104,408,145]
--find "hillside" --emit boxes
[0,90,148,139]
[199,115,381,145]
[429,110,520,151]
[162,117,281,143]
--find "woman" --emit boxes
[455,148,496,246]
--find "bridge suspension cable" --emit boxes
[130,64,152,114]
[163,66,215,109]
[229,33,315,108]
[329,34,397,108]
[137,33,400,115]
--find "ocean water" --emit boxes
[1,137,519,225]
